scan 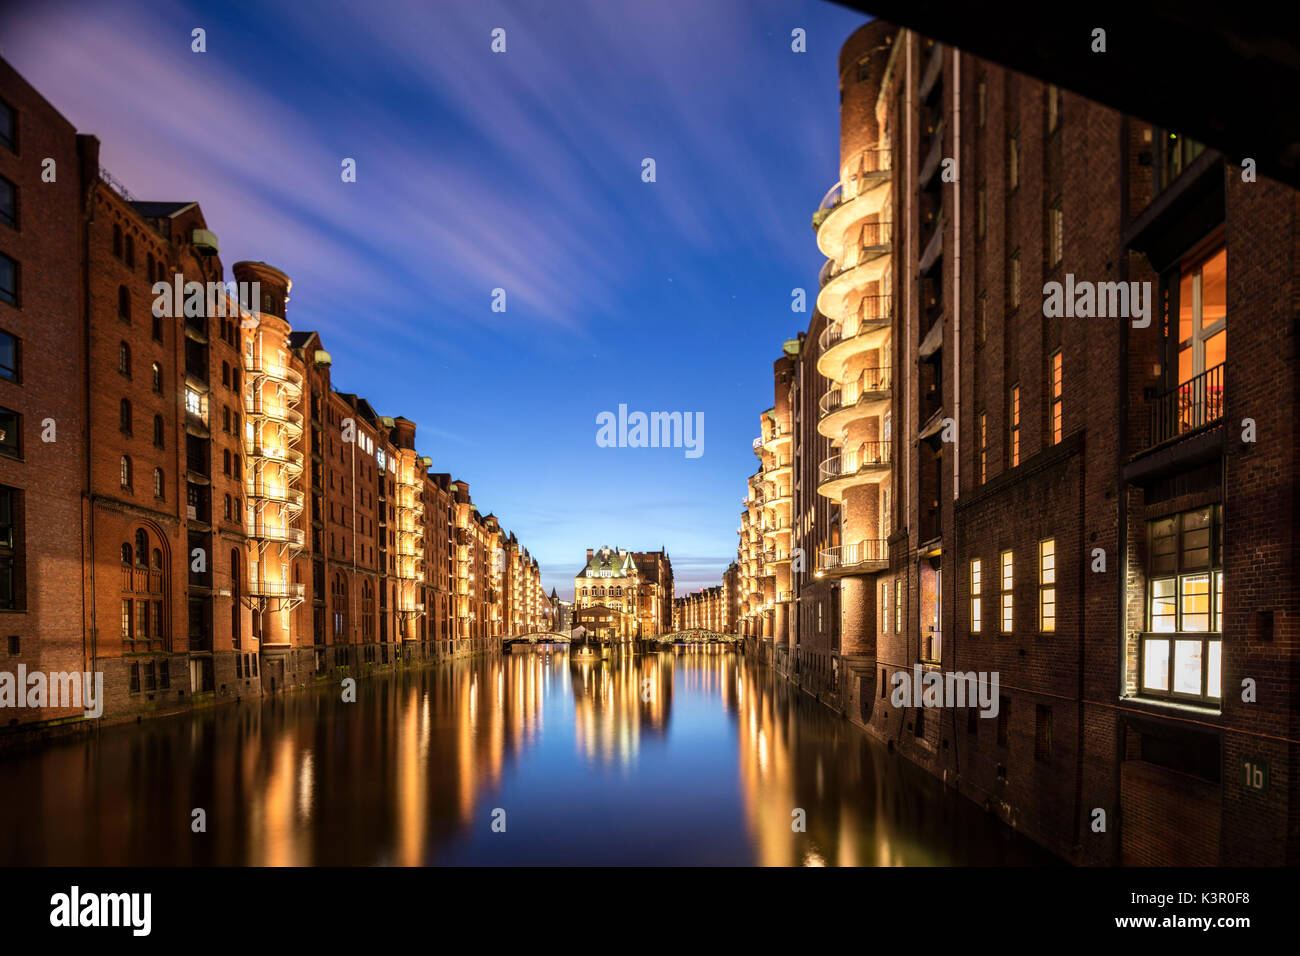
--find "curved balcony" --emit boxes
[814,147,893,259]
[817,368,892,439]
[244,438,304,479]
[817,539,889,577]
[245,521,305,547]
[243,396,304,436]
[244,357,304,397]
[245,478,305,510]
[247,580,306,600]
[817,221,893,319]
[817,441,892,500]
[817,295,893,379]
[763,425,792,450]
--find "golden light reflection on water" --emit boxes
[0,648,1057,867]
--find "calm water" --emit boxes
[1,648,1057,866]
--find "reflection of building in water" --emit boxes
[569,650,671,765]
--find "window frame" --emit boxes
[1038,538,1056,633]
[1000,549,1014,633]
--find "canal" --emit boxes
[1,647,1058,866]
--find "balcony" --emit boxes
[817,295,892,379]
[245,478,305,510]
[817,441,891,500]
[752,436,764,453]
[1148,363,1224,450]
[817,367,892,439]
[814,147,893,259]
[243,396,304,435]
[817,222,893,319]
[247,580,306,600]
[776,590,793,603]
[244,357,304,397]
[245,521,305,547]
[817,539,889,577]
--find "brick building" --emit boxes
[0,58,547,732]
[572,546,673,639]
[737,21,1300,865]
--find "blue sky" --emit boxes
[1,0,867,598]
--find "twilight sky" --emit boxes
[1,0,868,599]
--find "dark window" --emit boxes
[134,529,147,566]
[0,406,19,459]
[153,467,164,499]
[0,99,14,151]
[144,660,156,691]
[119,398,132,435]
[159,659,170,689]
[124,234,134,269]
[112,224,123,259]
[0,330,17,381]
[0,252,16,306]
[997,697,1010,746]
[152,312,162,342]
[153,414,164,448]
[0,485,19,609]
[1035,704,1053,759]
[0,175,15,228]
[118,285,130,320]
[118,341,130,376]
[120,455,132,489]
[129,663,140,693]
[152,362,162,393]
[6,634,17,655]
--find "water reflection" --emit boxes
[0,648,1056,866]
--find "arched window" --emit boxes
[222,361,230,387]
[223,494,231,520]
[118,285,130,320]
[153,467,164,499]
[152,362,162,393]
[112,224,122,258]
[147,252,154,278]
[152,312,162,342]
[122,528,168,651]
[231,549,241,648]
[134,529,148,566]
[119,398,132,434]
[118,341,130,377]
[151,548,162,570]
[121,543,132,565]
[120,455,132,490]
[223,448,231,475]
[153,414,164,448]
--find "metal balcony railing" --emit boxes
[818,442,891,484]
[247,580,305,600]
[819,223,894,287]
[812,147,892,230]
[817,539,889,573]
[819,368,892,418]
[1148,363,1225,449]
[818,295,893,352]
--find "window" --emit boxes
[124,234,134,269]
[153,414,164,448]
[976,78,986,127]
[151,362,162,394]
[1035,704,1053,759]
[970,558,982,633]
[120,455,132,489]
[129,662,140,693]
[223,448,231,476]
[1000,550,1013,632]
[118,285,130,320]
[997,697,1010,746]
[0,406,18,459]
[979,411,987,484]
[1008,251,1020,309]
[0,99,14,152]
[1048,200,1063,267]
[112,224,123,259]
[1009,385,1021,467]
[1038,352,1059,448]
[0,252,16,306]
[1141,506,1222,703]
[976,184,986,238]
[152,312,162,342]
[894,579,902,632]
[1176,245,1227,388]
[1008,135,1019,191]
[185,388,201,417]
[118,341,131,377]
[0,330,16,381]
[0,175,14,228]
[153,468,164,500]
[976,293,987,345]
[0,485,19,609]
[119,398,132,435]
[1046,84,1061,133]
[1038,539,1056,632]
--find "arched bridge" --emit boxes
[502,631,572,647]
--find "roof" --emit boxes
[129,201,197,219]
[578,546,638,578]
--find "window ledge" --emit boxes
[1121,694,1221,718]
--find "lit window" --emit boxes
[894,579,902,632]
[970,558,982,633]
[979,411,988,483]
[1050,351,1063,444]
[1009,385,1021,467]
[185,389,201,416]
[1000,550,1013,632]
[1039,539,1056,632]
